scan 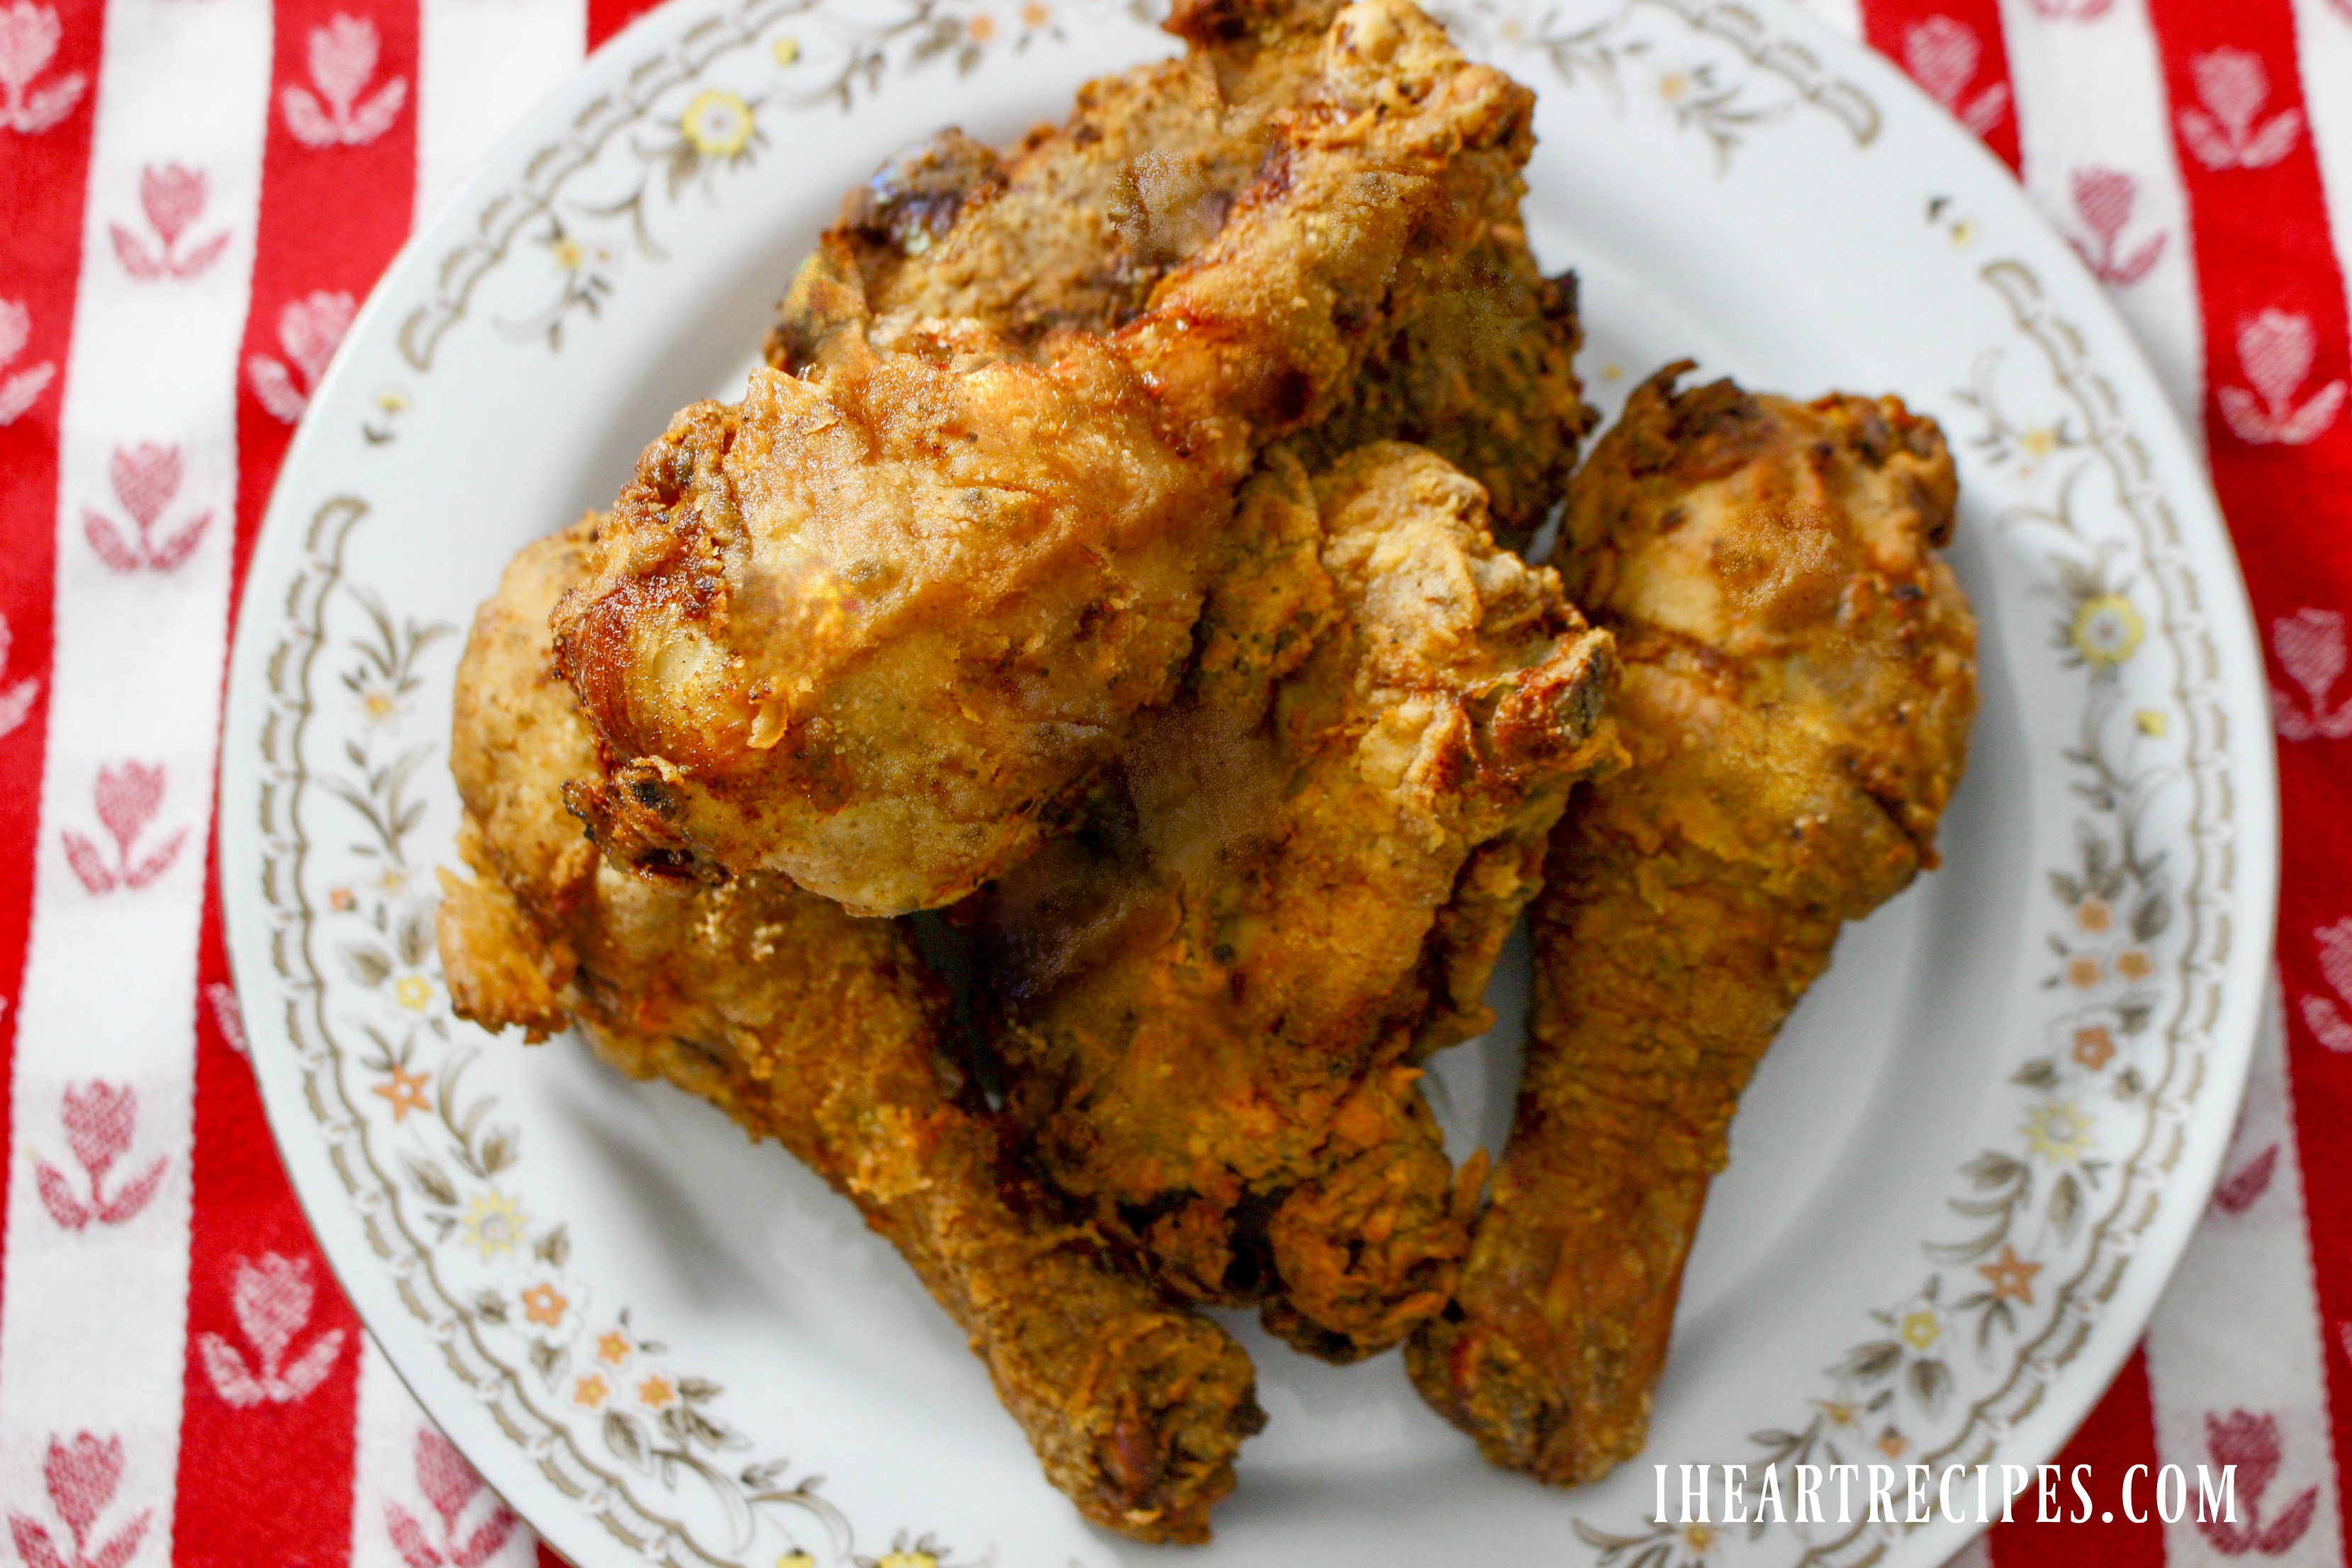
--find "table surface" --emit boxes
[0,0,2345,1562]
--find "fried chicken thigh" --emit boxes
[555,0,1548,915]
[435,522,1265,1543]
[984,443,1620,1363]
[773,0,1590,542]
[1408,369,1977,1482]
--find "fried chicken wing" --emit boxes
[559,1,1551,917]
[771,0,1589,541]
[1407,368,1977,1482]
[983,443,1620,1363]
[436,522,1265,1543]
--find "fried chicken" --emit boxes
[1407,368,1977,1482]
[435,521,1265,1543]
[557,0,1543,917]
[982,442,1620,1364]
[772,0,1589,542]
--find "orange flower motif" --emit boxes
[572,1373,609,1409]
[520,1282,569,1327]
[371,1064,430,1121]
[637,1373,677,1409]
[2117,949,2154,980]
[596,1330,632,1366]
[1878,1429,1908,1458]
[965,11,995,40]
[2067,955,2102,988]
[2076,900,2112,933]
[1978,1243,2042,1305]
[2071,1025,2116,1070]
[328,886,355,912]
[1020,1,1049,24]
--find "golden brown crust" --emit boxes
[985,444,1620,1363]
[557,0,1540,916]
[439,525,1263,1543]
[770,1,1584,536]
[1407,368,1977,1483]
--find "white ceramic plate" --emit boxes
[219,1,2279,1563]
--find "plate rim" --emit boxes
[215,0,2283,1562]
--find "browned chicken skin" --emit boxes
[1407,368,1977,1483]
[983,442,1620,1364]
[435,522,1264,1543]
[773,0,1589,542]
[554,0,1540,917]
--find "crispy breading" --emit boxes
[436,522,1264,1544]
[555,0,1538,917]
[983,443,1620,1363]
[1407,368,1977,1483]
[770,0,1589,542]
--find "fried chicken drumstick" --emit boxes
[774,0,1591,542]
[1408,369,1977,1482]
[983,442,1620,1364]
[435,522,1265,1543]
[555,0,1543,916]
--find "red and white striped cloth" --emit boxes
[0,0,2345,1560]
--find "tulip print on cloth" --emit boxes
[0,0,84,134]
[0,0,2346,1565]
[9,1433,152,1568]
[0,301,57,426]
[245,290,354,421]
[280,13,405,147]
[195,1254,344,1407]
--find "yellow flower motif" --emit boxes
[363,689,398,722]
[459,1189,530,1260]
[2137,707,2169,737]
[877,1554,938,1568]
[771,36,799,67]
[572,1372,610,1409]
[1949,218,1976,247]
[778,1555,817,1568]
[1898,1309,1942,1352]
[2071,593,2144,668]
[376,388,408,414]
[521,1282,569,1327]
[1658,69,1691,101]
[597,1329,634,1366]
[2025,1100,2094,1164]
[2020,424,2059,459]
[393,973,433,1012]
[681,89,754,157]
[373,1064,430,1121]
[551,235,585,273]
[1819,1399,1858,1429]
[1680,1521,1718,1553]
[637,1373,677,1409]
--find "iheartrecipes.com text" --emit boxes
[1655,1461,2239,1527]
